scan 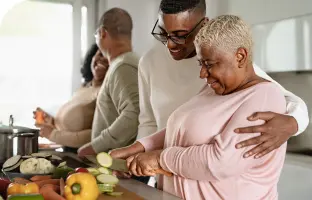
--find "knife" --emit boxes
[83,155,173,177]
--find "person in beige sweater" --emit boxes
[78,8,140,156]
[35,44,109,150]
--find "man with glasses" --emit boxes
[78,8,140,158]
[139,0,308,156]
[109,0,309,183]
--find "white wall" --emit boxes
[96,0,225,56]
[97,0,161,56]
[226,0,312,72]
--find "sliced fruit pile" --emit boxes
[2,153,63,175]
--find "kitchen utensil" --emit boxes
[0,115,39,164]
[84,155,173,177]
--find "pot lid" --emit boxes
[0,125,39,134]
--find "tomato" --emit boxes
[75,168,88,173]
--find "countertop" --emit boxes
[51,151,182,200]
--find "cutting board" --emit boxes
[98,185,144,200]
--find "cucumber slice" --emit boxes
[87,168,101,176]
[106,192,123,196]
[96,174,119,185]
[2,155,22,169]
[98,167,112,175]
[57,161,67,168]
[98,184,114,193]
[96,152,112,167]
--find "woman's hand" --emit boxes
[33,107,54,128]
[109,142,145,178]
[39,124,54,139]
[77,143,96,157]
[127,150,162,177]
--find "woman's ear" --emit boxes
[236,48,248,68]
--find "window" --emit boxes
[81,6,88,59]
[0,0,73,127]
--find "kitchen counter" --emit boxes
[50,151,182,200]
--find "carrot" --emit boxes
[34,179,60,188]
[59,178,65,197]
[13,177,31,184]
[40,184,65,200]
[30,175,52,182]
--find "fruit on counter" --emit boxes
[74,168,88,173]
[0,177,11,198]
[96,174,119,185]
[98,167,112,175]
[64,173,99,200]
[87,168,101,176]
[7,194,44,200]
[96,152,113,167]
[12,178,30,185]
[2,155,23,172]
[20,158,55,174]
[7,182,39,196]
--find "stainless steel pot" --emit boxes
[0,115,39,164]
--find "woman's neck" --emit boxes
[91,79,103,87]
[232,65,268,93]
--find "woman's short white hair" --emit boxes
[195,15,253,61]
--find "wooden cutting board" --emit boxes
[97,185,144,200]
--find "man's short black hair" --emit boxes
[160,0,206,15]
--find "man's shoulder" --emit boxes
[139,43,170,73]
[140,43,168,63]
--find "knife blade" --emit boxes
[84,155,129,172]
[83,155,173,177]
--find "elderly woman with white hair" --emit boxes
[120,15,287,200]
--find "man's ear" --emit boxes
[99,27,107,39]
[236,47,248,68]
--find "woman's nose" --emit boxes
[199,66,208,79]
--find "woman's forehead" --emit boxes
[197,45,229,60]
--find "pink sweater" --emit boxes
[138,83,287,200]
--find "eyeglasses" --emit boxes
[151,18,205,45]
[94,25,104,38]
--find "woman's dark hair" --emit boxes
[80,43,99,84]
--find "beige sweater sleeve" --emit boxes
[49,129,91,148]
[91,64,139,152]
